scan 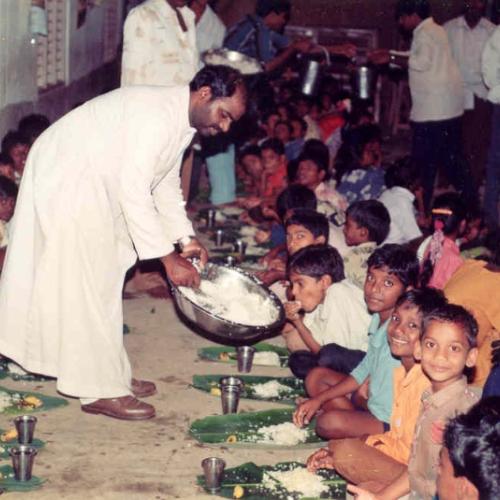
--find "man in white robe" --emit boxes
[0,66,247,420]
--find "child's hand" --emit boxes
[306,448,334,472]
[255,229,270,244]
[430,419,446,444]
[284,301,302,323]
[347,484,379,499]
[293,397,321,427]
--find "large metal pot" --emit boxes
[351,64,376,100]
[299,46,331,96]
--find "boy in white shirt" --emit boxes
[284,244,371,379]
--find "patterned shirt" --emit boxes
[338,167,385,204]
[343,241,377,289]
[408,377,480,499]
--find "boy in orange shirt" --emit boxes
[307,288,445,488]
[261,138,287,199]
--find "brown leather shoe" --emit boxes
[81,396,155,420]
[131,378,157,398]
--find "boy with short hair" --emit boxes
[1,131,29,183]
[283,244,371,377]
[349,303,480,499]
[260,138,287,198]
[294,244,419,439]
[238,145,263,196]
[0,176,18,272]
[306,288,446,488]
[343,199,391,289]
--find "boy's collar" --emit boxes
[422,376,468,406]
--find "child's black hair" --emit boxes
[288,244,345,283]
[367,244,419,288]
[385,156,419,190]
[239,145,261,162]
[0,175,18,199]
[443,397,500,500]
[395,287,447,316]
[422,303,478,348]
[302,139,330,173]
[285,209,329,241]
[346,199,391,245]
[275,120,292,134]
[0,152,13,166]
[1,131,29,158]
[290,116,307,134]
[420,192,468,288]
[276,185,317,221]
[261,137,285,156]
[17,114,50,144]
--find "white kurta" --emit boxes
[196,5,226,55]
[0,86,196,399]
[121,0,199,87]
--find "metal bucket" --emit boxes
[300,59,322,96]
[352,65,376,100]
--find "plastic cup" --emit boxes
[9,445,37,481]
[221,384,241,414]
[234,239,247,260]
[14,416,37,445]
[201,457,226,493]
[236,346,255,373]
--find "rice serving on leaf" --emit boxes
[254,422,310,446]
[252,380,293,399]
[263,467,328,497]
[252,351,281,366]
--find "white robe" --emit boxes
[0,85,196,399]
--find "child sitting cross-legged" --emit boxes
[343,200,391,289]
[283,244,372,379]
[306,288,447,490]
[293,244,419,439]
[347,303,480,500]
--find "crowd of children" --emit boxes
[220,68,500,499]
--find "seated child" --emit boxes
[378,159,423,245]
[288,116,307,159]
[1,130,29,183]
[283,245,371,377]
[444,229,500,386]
[274,121,301,162]
[258,208,329,286]
[306,288,446,490]
[0,176,18,272]
[260,138,287,199]
[343,200,391,289]
[419,192,467,290]
[0,153,15,182]
[237,145,263,197]
[348,303,480,499]
[437,396,500,500]
[293,244,419,439]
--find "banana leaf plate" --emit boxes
[197,343,289,368]
[0,359,53,382]
[197,461,346,499]
[0,464,44,492]
[192,375,304,406]
[0,429,45,458]
[189,408,323,449]
[0,386,68,415]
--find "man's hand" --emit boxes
[293,397,321,427]
[180,237,208,267]
[368,48,390,65]
[161,252,200,288]
[306,448,335,472]
[292,37,313,53]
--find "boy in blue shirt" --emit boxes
[293,244,419,439]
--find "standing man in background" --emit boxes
[190,0,226,56]
[445,0,495,191]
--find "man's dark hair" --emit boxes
[395,0,431,20]
[385,157,419,190]
[0,175,18,199]
[395,288,447,316]
[261,137,285,156]
[17,114,50,144]
[346,200,391,245]
[239,145,261,162]
[1,131,29,157]
[288,244,345,283]
[190,65,246,100]
[367,244,419,288]
[256,0,291,19]
[443,397,500,500]
[285,209,329,241]
[276,184,317,221]
[422,303,478,347]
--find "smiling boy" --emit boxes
[294,245,419,439]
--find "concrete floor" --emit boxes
[4,296,314,499]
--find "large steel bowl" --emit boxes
[202,49,263,75]
[171,263,285,341]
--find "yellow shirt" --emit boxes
[365,364,430,464]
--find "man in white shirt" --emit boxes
[482,24,500,228]
[371,0,474,212]
[444,1,495,190]
[189,0,226,56]
[0,66,247,421]
[121,0,199,87]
